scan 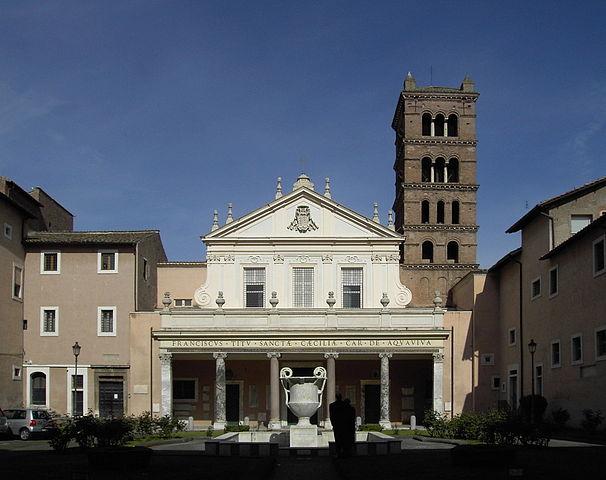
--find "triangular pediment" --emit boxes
[204,187,402,242]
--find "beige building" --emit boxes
[0,178,73,408]
[451,177,606,424]
[22,231,166,416]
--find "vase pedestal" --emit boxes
[289,424,319,448]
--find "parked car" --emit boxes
[0,408,9,437]
[4,408,53,440]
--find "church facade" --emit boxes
[128,173,467,429]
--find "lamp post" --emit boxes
[72,342,81,416]
[528,339,537,424]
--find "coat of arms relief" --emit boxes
[288,205,318,233]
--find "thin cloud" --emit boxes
[0,83,63,135]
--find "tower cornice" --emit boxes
[400,183,479,192]
[402,138,477,147]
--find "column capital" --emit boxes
[213,352,228,360]
[267,352,281,359]
[159,352,172,365]
[433,351,445,363]
[379,352,393,359]
[324,352,339,359]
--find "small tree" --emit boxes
[581,410,603,434]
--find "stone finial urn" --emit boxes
[280,366,326,427]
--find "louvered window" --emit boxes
[43,309,56,333]
[43,252,58,272]
[342,267,363,308]
[100,252,116,271]
[293,267,314,308]
[244,268,265,307]
[100,309,114,333]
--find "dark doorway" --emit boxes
[99,380,124,418]
[364,384,380,424]
[286,367,319,425]
[226,383,240,423]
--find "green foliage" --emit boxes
[225,424,250,432]
[96,417,134,447]
[358,424,383,431]
[551,408,570,428]
[581,409,604,434]
[423,409,550,446]
[155,415,185,438]
[48,417,75,452]
[48,412,186,451]
[132,411,156,437]
[519,395,548,423]
[423,410,451,438]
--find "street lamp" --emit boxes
[528,339,537,424]
[72,342,81,416]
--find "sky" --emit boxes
[1,0,605,267]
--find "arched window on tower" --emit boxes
[447,114,458,137]
[422,113,432,136]
[434,158,445,182]
[421,200,430,223]
[437,201,445,224]
[434,114,445,136]
[452,201,460,224]
[447,158,459,183]
[422,241,434,263]
[421,157,432,182]
[447,241,459,263]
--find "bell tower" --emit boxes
[392,72,480,306]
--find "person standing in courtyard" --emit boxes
[343,398,356,457]
[329,393,345,457]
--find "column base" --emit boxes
[379,420,392,430]
[213,421,226,430]
[323,419,333,430]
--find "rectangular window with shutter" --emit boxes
[41,252,60,274]
[98,307,116,336]
[40,307,58,336]
[13,264,23,300]
[98,251,118,273]
[342,267,363,308]
[293,267,314,307]
[244,268,265,307]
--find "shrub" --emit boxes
[449,413,482,440]
[73,414,99,449]
[48,417,75,452]
[133,411,156,437]
[96,417,134,447]
[581,409,603,434]
[154,415,185,438]
[519,395,548,423]
[358,424,383,432]
[551,408,570,428]
[225,424,251,432]
[423,410,451,438]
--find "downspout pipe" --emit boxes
[512,258,523,404]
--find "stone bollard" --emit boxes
[410,415,416,430]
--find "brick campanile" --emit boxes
[391,73,480,306]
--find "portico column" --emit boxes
[433,351,445,413]
[379,353,392,429]
[213,352,228,430]
[267,352,281,430]
[324,352,339,430]
[159,352,173,417]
